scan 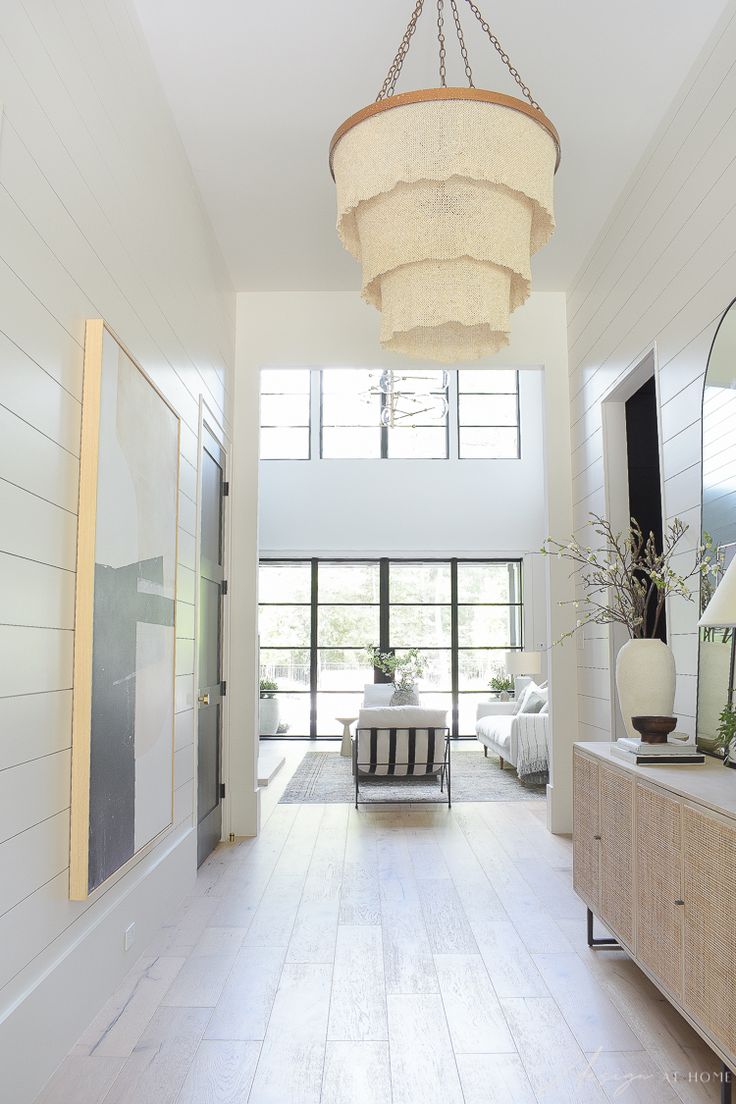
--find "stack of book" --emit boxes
[612,736,705,765]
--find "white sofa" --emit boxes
[475,701,549,784]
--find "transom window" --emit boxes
[258,558,522,738]
[259,369,311,459]
[321,369,449,459]
[259,368,522,460]
[457,369,520,458]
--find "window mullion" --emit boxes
[378,559,390,680]
[451,559,459,739]
[310,559,318,739]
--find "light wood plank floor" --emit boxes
[37,744,723,1104]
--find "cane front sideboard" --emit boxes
[573,742,736,1088]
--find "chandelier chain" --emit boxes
[461,0,540,110]
[375,0,542,111]
[449,0,474,87]
[376,0,425,101]
[437,0,447,88]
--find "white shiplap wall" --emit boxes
[0,2,234,1099]
[567,5,736,744]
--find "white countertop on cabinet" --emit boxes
[575,741,736,820]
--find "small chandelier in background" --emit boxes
[366,369,449,427]
[329,0,560,364]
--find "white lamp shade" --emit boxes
[505,650,542,676]
[699,557,736,627]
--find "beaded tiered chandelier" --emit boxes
[329,0,560,364]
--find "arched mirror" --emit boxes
[697,299,736,757]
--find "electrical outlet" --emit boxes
[124,922,136,952]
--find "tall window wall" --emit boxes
[259,559,522,737]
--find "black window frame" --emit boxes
[320,370,450,460]
[258,557,523,739]
[259,368,312,461]
[457,369,521,460]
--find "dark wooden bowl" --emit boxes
[631,715,677,744]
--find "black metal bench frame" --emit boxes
[353,727,451,809]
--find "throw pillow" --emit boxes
[513,681,534,715]
[520,682,548,714]
[364,683,395,707]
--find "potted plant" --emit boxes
[259,677,280,736]
[489,672,514,701]
[717,703,736,767]
[367,646,426,705]
[541,514,717,740]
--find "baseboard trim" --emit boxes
[0,826,196,1104]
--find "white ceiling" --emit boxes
[133,0,728,294]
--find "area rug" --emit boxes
[279,750,546,804]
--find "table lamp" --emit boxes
[699,556,736,629]
[700,556,736,709]
[505,650,542,677]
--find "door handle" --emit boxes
[674,899,685,906]
[593,834,602,840]
[198,693,210,706]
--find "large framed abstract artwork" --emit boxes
[70,321,180,900]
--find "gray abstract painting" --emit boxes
[71,322,180,898]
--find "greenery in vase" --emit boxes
[716,703,736,759]
[259,677,278,698]
[489,673,514,693]
[541,514,719,643]
[367,646,425,690]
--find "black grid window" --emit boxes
[321,369,449,459]
[258,558,523,738]
[260,369,311,459]
[457,369,520,459]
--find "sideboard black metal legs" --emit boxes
[586,908,621,949]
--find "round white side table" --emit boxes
[336,716,358,758]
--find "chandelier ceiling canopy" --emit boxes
[330,0,560,365]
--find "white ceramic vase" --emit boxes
[259,696,280,736]
[615,638,676,741]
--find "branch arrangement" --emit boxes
[367,646,425,689]
[541,514,721,643]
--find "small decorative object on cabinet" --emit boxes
[631,715,677,743]
[70,321,180,901]
[573,743,736,1100]
[542,514,715,740]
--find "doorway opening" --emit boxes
[625,374,666,641]
[196,422,228,866]
[602,349,665,738]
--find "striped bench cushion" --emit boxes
[356,726,447,776]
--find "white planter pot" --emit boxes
[259,696,280,736]
[615,638,676,741]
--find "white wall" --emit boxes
[231,290,578,832]
[0,3,234,1101]
[259,371,546,557]
[566,6,736,745]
